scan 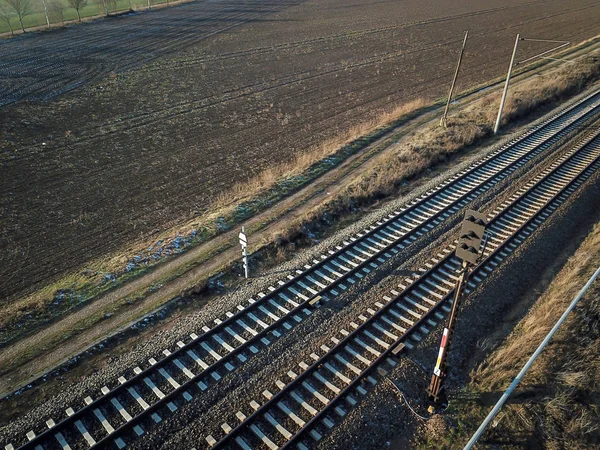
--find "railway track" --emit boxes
[205,126,600,450]
[6,89,600,450]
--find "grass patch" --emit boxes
[465,225,600,449]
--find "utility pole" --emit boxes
[428,209,488,408]
[40,0,51,28]
[239,226,249,279]
[441,31,469,128]
[494,34,521,135]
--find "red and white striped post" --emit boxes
[433,328,450,377]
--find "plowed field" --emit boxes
[1,0,600,302]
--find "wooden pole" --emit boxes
[441,31,469,128]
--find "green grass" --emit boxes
[0,0,184,34]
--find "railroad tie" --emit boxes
[343,343,372,366]
[84,396,115,434]
[66,407,96,446]
[291,392,321,441]
[322,360,351,385]
[46,419,72,450]
[300,379,330,406]
[109,393,133,422]
[278,291,300,309]
[371,321,398,341]
[274,387,305,427]
[334,351,361,376]
[264,411,292,439]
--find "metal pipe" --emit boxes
[494,34,521,134]
[464,265,600,450]
[520,38,570,43]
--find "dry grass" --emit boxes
[467,223,600,448]
[0,99,427,338]
[352,51,600,200]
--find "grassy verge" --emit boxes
[0,99,429,346]
[420,223,600,449]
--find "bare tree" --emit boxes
[67,0,86,22]
[38,0,50,28]
[5,0,31,32]
[0,3,15,36]
[94,0,106,16]
[49,0,64,25]
[94,0,114,17]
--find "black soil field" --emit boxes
[1,0,600,303]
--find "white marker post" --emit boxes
[239,227,249,279]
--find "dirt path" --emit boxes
[1,39,599,397]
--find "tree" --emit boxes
[0,3,15,36]
[38,0,50,28]
[93,0,114,17]
[49,0,64,25]
[5,0,31,32]
[67,0,86,22]
[94,0,106,16]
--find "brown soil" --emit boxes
[2,0,600,306]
